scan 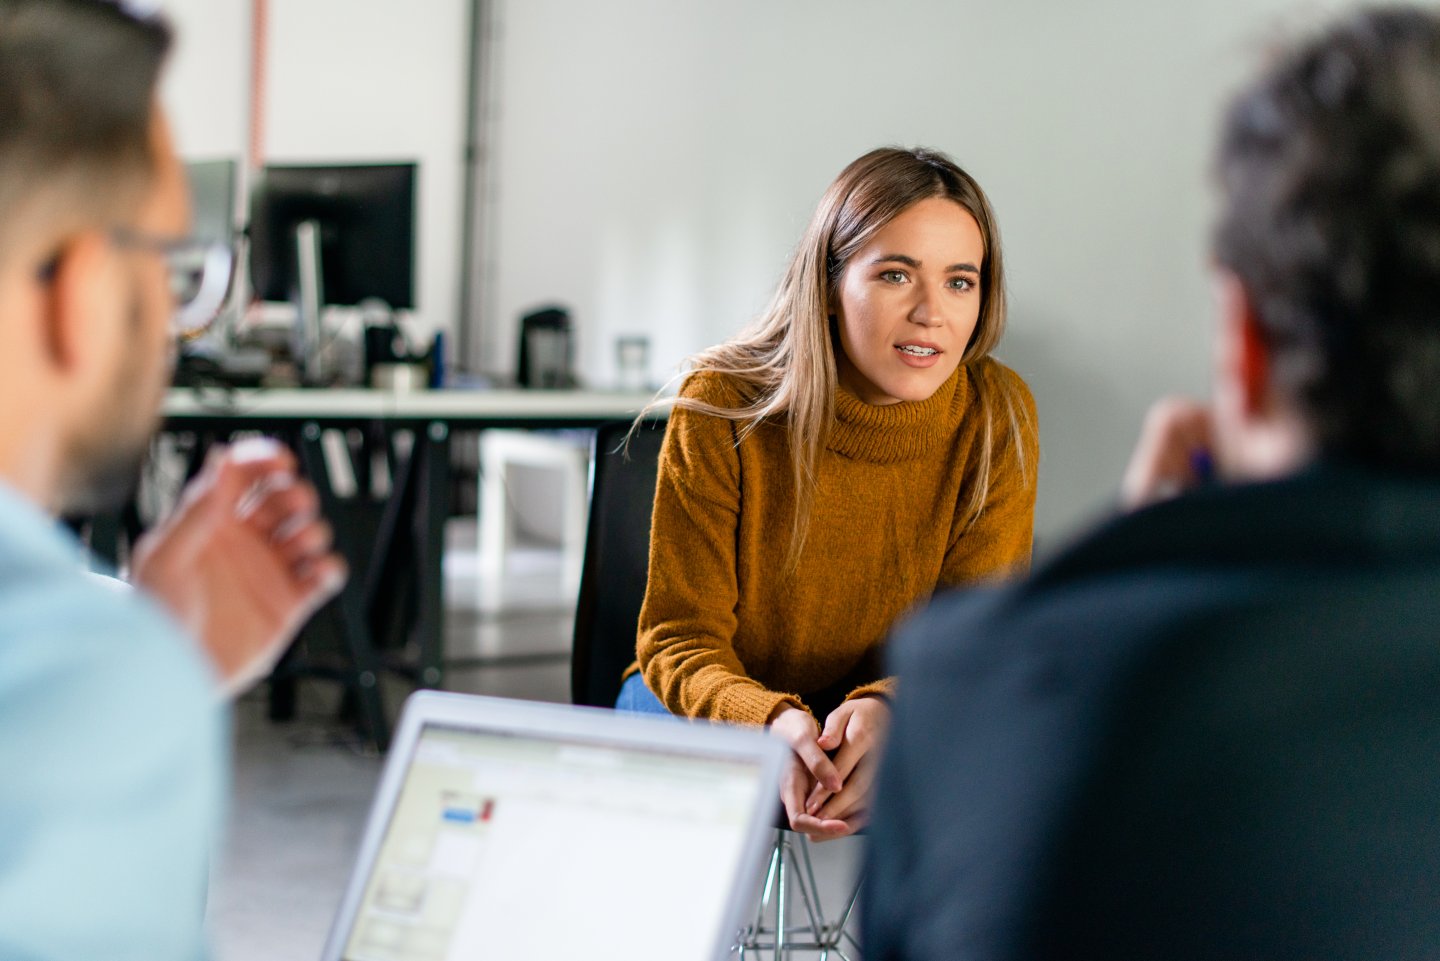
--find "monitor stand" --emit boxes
[293,218,326,386]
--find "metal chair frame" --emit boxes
[735,829,863,960]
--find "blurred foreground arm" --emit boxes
[131,439,347,698]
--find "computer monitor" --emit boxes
[249,162,417,310]
[185,159,238,247]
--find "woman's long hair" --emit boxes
[645,146,1030,567]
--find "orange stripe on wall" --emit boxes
[248,0,268,170]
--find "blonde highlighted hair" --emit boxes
[643,146,1031,566]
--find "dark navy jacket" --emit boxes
[864,465,1440,961]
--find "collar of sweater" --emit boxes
[828,364,968,463]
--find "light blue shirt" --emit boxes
[0,482,226,961]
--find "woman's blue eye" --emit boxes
[949,276,975,291]
[880,270,907,283]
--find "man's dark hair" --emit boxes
[0,0,172,253]
[1214,6,1440,472]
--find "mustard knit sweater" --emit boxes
[634,357,1038,726]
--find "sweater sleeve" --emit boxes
[941,362,1040,586]
[636,379,807,726]
[845,676,897,703]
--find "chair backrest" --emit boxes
[571,419,666,707]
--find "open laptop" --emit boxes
[321,691,789,961]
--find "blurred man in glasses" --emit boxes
[0,1,344,957]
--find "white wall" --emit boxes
[159,0,249,160]
[483,0,1405,543]
[158,0,471,340]
[157,1,1438,542]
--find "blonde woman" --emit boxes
[617,147,1038,840]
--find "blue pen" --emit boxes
[1189,448,1216,485]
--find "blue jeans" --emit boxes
[614,672,671,715]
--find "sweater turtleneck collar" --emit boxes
[827,364,969,463]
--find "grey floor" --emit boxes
[208,521,863,960]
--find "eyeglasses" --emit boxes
[36,229,236,340]
[110,228,236,339]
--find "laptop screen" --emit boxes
[340,722,770,961]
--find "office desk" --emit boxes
[161,387,663,747]
[164,387,661,424]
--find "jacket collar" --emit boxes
[1034,462,1440,589]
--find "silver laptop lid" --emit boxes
[321,691,788,961]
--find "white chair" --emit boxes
[477,429,591,599]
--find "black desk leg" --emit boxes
[416,421,450,690]
[297,421,391,749]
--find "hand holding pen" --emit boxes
[1120,397,1217,510]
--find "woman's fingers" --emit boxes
[806,732,870,812]
[779,755,851,840]
[779,756,811,828]
[770,707,842,793]
[808,739,863,815]
[828,727,869,787]
[788,811,854,841]
[810,697,891,812]
[792,737,842,794]
[816,702,851,751]
[816,755,876,822]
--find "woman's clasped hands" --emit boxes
[768,696,890,841]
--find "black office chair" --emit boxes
[571,416,862,959]
[570,419,665,708]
